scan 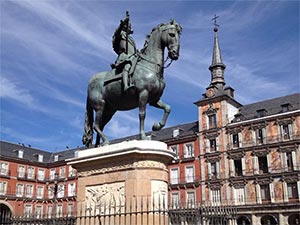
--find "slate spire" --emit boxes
[209,17,226,88]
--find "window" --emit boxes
[68,183,76,197]
[210,162,218,179]
[35,205,42,218]
[50,169,56,180]
[255,128,265,144]
[37,169,45,181]
[170,168,179,184]
[170,145,179,157]
[38,155,43,162]
[57,184,65,198]
[257,109,267,117]
[234,159,243,176]
[282,124,290,140]
[26,184,33,198]
[67,204,74,217]
[232,133,240,148]
[185,166,194,183]
[210,139,217,152]
[18,150,24,158]
[37,186,44,199]
[47,205,53,218]
[16,184,24,197]
[27,167,35,179]
[234,187,245,205]
[54,155,59,162]
[171,192,180,207]
[286,152,294,171]
[18,166,25,178]
[281,104,291,113]
[208,114,217,129]
[48,186,54,199]
[0,182,7,195]
[68,166,76,177]
[260,184,270,202]
[186,191,196,207]
[173,129,180,137]
[287,183,298,201]
[24,205,32,218]
[56,205,63,217]
[211,189,221,204]
[184,143,194,158]
[0,162,9,176]
[258,156,268,174]
[59,166,66,178]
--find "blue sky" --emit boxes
[1,1,299,151]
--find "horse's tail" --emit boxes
[82,96,94,147]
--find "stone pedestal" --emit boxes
[67,140,174,225]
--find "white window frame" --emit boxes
[24,205,32,218]
[26,184,34,198]
[68,183,76,197]
[37,186,44,199]
[27,166,35,179]
[185,165,194,183]
[0,162,9,176]
[50,168,56,180]
[35,205,43,218]
[0,181,7,195]
[170,168,179,184]
[186,191,196,207]
[57,184,65,198]
[184,143,194,158]
[171,192,180,208]
[18,165,25,178]
[210,188,221,205]
[59,166,66,178]
[37,169,45,181]
[16,183,24,197]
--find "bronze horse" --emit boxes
[82,20,182,147]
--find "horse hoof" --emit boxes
[152,122,162,131]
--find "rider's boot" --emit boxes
[123,69,134,92]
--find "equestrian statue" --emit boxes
[82,12,182,147]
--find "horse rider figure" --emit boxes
[112,11,137,92]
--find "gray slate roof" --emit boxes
[235,93,300,121]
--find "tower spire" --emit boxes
[209,15,226,88]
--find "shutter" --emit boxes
[241,157,246,175]
[269,182,275,203]
[230,134,233,149]
[281,152,287,172]
[292,151,297,171]
[207,162,211,178]
[297,181,300,201]
[252,130,256,144]
[216,161,220,178]
[238,132,242,147]
[206,139,210,153]
[256,184,262,204]
[282,181,289,202]
[229,159,234,177]
[253,156,259,175]
[288,123,293,139]
[267,154,271,173]
[216,137,219,151]
[262,127,267,144]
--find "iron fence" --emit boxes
[2,198,237,225]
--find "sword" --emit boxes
[125,11,129,55]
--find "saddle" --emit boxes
[105,55,139,86]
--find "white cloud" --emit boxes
[0,77,35,106]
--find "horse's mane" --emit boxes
[140,20,182,54]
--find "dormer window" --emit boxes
[17,150,24,158]
[38,155,43,162]
[173,129,180,138]
[54,155,59,162]
[34,154,43,162]
[257,109,267,117]
[281,103,291,113]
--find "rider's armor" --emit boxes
[112,18,137,91]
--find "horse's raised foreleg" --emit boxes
[139,90,149,140]
[93,100,109,146]
[150,99,171,131]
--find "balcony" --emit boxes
[0,169,10,178]
[227,133,300,151]
[169,176,200,189]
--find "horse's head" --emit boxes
[160,20,182,60]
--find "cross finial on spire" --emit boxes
[212,14,219,32]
